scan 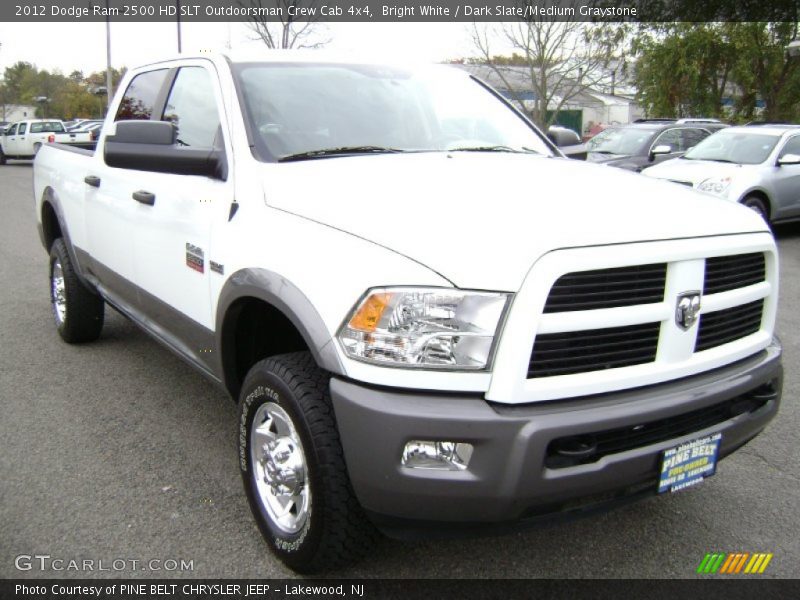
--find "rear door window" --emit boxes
[18,123,27,135]
[115,69,169,121]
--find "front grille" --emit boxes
[695,300,764,352]
[704,253,765,294]
[528,322,660,378]
[545,381,777,469]
[543,263,666,313]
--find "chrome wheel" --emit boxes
[250,402,311,534]
[51,258,66,326]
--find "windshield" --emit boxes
[587,127,656,155]
[683,131,780,164]
[234,63,553,161]
[30,121,65,133]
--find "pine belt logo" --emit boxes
[697,552,773,574]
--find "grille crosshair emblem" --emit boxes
[676,291,702,330]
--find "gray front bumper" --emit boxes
[330,341,782,533]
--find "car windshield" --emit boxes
[683,131,780,164]
[30,121,65,133]
[587,127,656,155]
[234,62,553,161]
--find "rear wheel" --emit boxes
[742,195,770,224]
[238,352,379,573]
[49,238,104,343]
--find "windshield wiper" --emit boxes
[278,146,405,162]
[589,150,622,155]
[448,145,539,154]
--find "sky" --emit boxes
[0,21,500,75]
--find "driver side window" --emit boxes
[653,129,682,153]
[161,67,221,149]
[7,124,17,136]
[778,136,800,158]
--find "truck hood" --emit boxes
[643,157,747,186]
[261,152,767,291]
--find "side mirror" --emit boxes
[547,126,587,160]
[649,144,672,161]
[104,120,226,180]
[777,153,800,166]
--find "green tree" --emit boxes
[633,22,800,122]
[633,24,735,118]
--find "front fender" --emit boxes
[215,267,345,381]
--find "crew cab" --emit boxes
[33,53,783,573]
[1,119,92,163]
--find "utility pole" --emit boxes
[176,0,182,53]
[105,0,113,114]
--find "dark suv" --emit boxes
[587,118,727,172]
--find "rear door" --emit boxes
[15,122,29,155]
[85,68,171,304]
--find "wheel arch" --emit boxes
[739,188,772,218]
[216,268,344,399]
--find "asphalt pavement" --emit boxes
[1,162,798,579]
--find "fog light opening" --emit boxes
[401,440,474,471]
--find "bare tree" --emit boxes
[241,0,330,50]
[471,19,625,128]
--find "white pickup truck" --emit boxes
[1,119,92,163]
[33,53,783,573]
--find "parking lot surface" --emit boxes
[1,163,798,578]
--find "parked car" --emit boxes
[0,119,93,163]
[586,119,721,171]
[643,124,800,225]
[34,53,782,573]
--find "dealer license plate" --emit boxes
[658,433,722,494]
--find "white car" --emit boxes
[33,53,783,572]
[0,119,93,163]
[643,124,800,225]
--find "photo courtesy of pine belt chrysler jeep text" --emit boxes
[32,52,783,573]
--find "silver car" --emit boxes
[642,124,800,225]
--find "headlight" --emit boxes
[697,176,732,196]
[338,288,509,370]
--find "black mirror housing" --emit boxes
[104,120,227,180]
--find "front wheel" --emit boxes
[0,147,6,165]
[742,195,770,225]
[238,352,379,573]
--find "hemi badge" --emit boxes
[210,261,224,275]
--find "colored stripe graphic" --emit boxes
[700,552,773,574]
[719,553,736,574]
[697,554,712,574]
[734,553,749,574]
[758,554,773,573]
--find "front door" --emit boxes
[129,63,234,366]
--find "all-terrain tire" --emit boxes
[238,351,380,573]
[49,238,104,343]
